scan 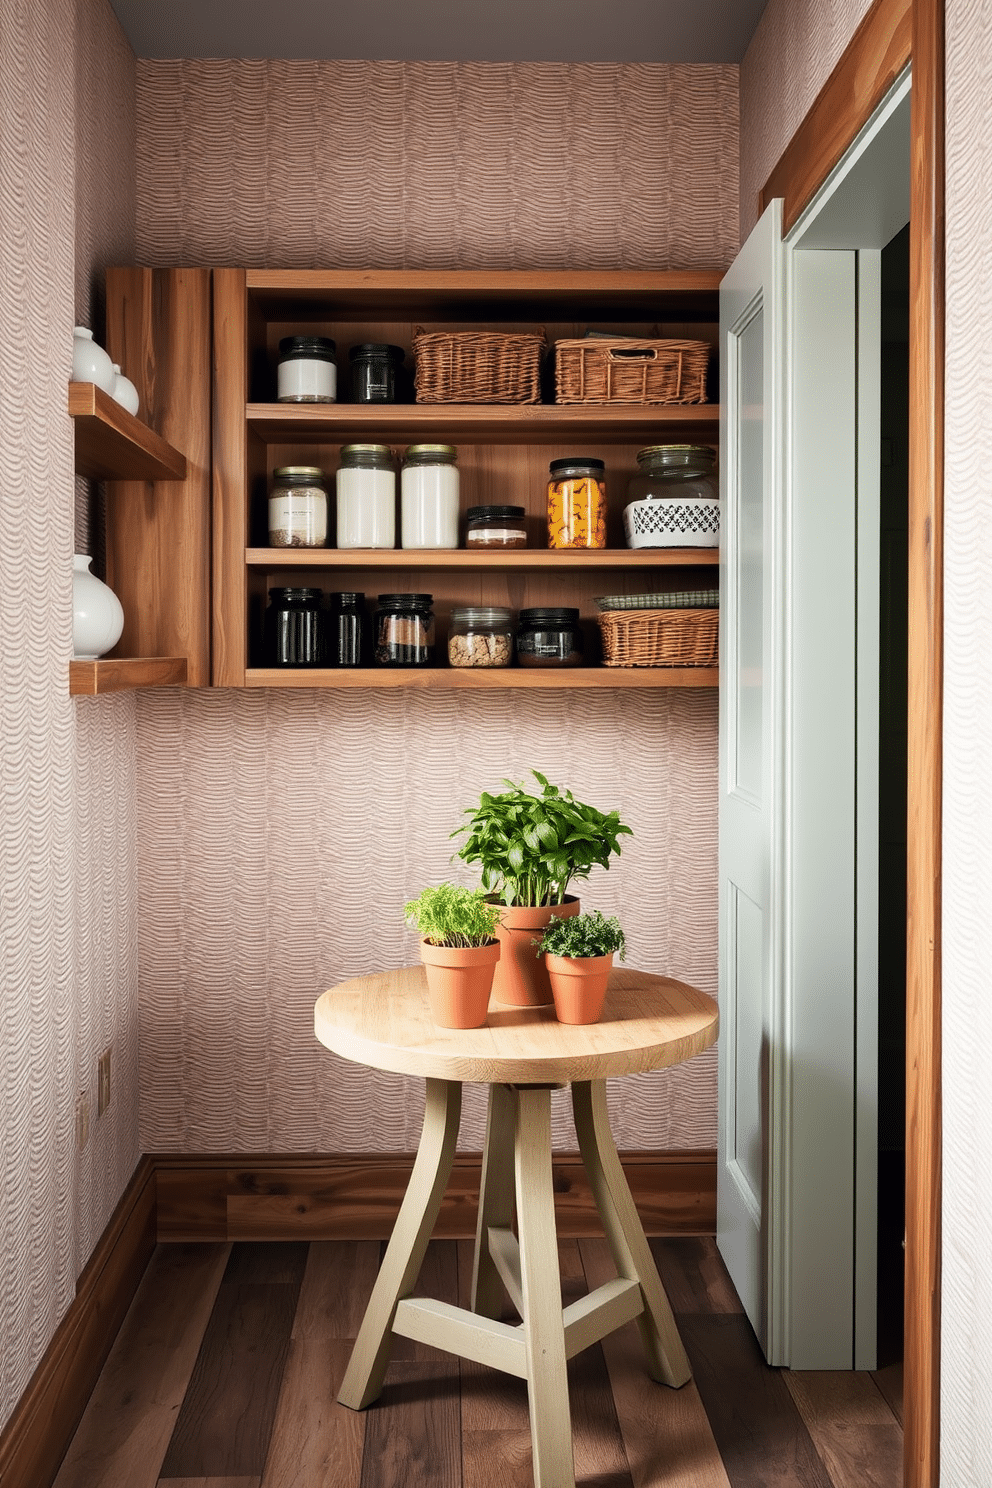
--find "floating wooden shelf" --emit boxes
[68,382,187,482]
[245,546,720,570]
[247,401,719,446]
[245,666,717,690]
[69,656,188,696]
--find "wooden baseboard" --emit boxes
[153,1149,717,1242]
[0,1155,156,1488]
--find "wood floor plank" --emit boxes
[580,1239,731,1488]
[260,1338,364,1488]
[388,1238,461,1362]
[52,1243,231,1488]
[159,1244,306,1479]
[361,1360,461,1488]
[159,1479,260,1487]
[675,1315,834,1488]
[870,1361,904,1425]
[292,1240,381,1339]
[647,1239,743,1316]
[784,1372,903,1488]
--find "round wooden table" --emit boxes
[314,965,718,1488]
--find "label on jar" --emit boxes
[269,492,327,547]
[277,358,336,402]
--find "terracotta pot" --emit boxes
[420,938,500,1029]
[490,896,580,1007]
[545,952,614,1025]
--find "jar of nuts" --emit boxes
[547,457,606,548]
[448,606,514,668]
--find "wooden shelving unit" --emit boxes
[213,268,722,690]
[69,656,188,696]
[69,382,187,481]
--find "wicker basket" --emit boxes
[555,337,711,405]
[597,607,719,667]
[412,328,544,404]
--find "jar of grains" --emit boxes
[349,343,405,404]
[547,457,607,548]
[515,607,585,668]
[401,444,460,548]
[268,466,329,548]
[448,606,514,668]
[465,505,528,548]
[277,336,337,403]
[336,444,396,548]
[265,587,325,667]
[374,593,435,666]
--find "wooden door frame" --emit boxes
[759,0,941,1484]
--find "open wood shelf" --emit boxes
[246,665,718,690]
[69,656,188,696]
[68,382,187,482]
[245,546,719,570]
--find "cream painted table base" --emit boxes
[314,966,719,1488]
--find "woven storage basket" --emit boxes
[555,337,710,405]
[597,607,719,667]
[412,328,544,404]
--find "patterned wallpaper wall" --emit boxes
[738,0,875,238]
[941,0,992,1479]
[132,59,737,1154]
[0,0,137,1437]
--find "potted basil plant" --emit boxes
[404,883,502,1029]
[534,910,626,1025]
[452,771,632,1008]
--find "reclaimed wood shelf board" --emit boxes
[244,666,718,690]
[69,656,188,696]
[69,382,187,482]
[244,546,720,570]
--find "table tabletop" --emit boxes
[314,964,718,1085]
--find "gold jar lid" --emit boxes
[403,444,457,459]
[272,465,325,478]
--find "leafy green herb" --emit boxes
[404,883,502,948]
[534,910,627,961]
[452,770,632,907]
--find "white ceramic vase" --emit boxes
[110,363,140,416]
[72,555,124,659]
[71,326,116,394]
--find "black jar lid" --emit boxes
[518,607,580,624]
[549,457,605,475]
[278,335,336,358]
[466,504,526,523]
[268,586,323,604]
[377,592,434,609]
[350,343,405,361]
[325,591,364,606]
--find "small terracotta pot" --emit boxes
[490,896,580,1007]
[420,938,500,1028]
[545,952,614,1025]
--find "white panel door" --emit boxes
[718,199,786,1360]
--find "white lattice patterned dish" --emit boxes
[622,496,720,549]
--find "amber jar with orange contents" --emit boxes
[546,458,606,548]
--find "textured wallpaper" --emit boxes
[738,0,875,238]
[135,60,739,270]
[0,0,137,1438]
[941,0,992,1479]
[132,58,732,1156]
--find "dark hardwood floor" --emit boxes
[52,1236,903,1488]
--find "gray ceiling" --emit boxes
[108,0,770,63]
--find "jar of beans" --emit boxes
[547,457,606,549]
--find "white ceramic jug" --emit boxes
[71,327,116,394]
[72,555,124,659]
[111,363,140,416]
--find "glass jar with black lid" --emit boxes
[324,591,366,667]
[349,343,405,403]
[465,505,528,548]
[515,607,584,668]
[265,587,325,667]
[374,593,435,666]
[277,336,337,403]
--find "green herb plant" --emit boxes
[404,883,502,948]
[452,771,632,908]
[534,909,627,962]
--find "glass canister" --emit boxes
[349,343,405,403]
[324,591,366,667]
[265,587,325,666]
[622,445,719,549]
[374,593,435,666]
[448,606,514,668]
[268,466,329,548]
[547,458,607,548]
[277,336,337,403]
[465,505,528,548]
[515,607,585,668]
[401,444,460,549]
[336,444,396,548]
